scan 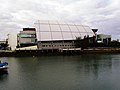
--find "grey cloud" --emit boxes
[96,0,111,8]
[0,0,120,40]
[0,13,13,22]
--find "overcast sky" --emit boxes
[0,0,120,40]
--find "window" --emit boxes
[31,39,35,43]
[42,45,45,47]
[20,34,36,38]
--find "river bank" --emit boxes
[0,47,120,57]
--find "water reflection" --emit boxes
[0,73,8,83]
[0,54,119,90]
[74,54,112,79]
[0,71,8,75]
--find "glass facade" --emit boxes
[35,20,95,41]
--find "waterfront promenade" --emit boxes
[0,48,120,57]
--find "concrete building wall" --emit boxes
[19,38,33,43]
[8,33,17,50]
[38,41,75,49]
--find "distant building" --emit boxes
[35,20,95,49]
[17,28,37,48]
[0,40,6,44]
[97,34,111,44]
[0,40,8,50]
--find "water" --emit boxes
[0,54,120,90]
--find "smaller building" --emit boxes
[97,34,111,45]
[7,33,17,50]
[17,28,37,48]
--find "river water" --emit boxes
[0,54,120,90]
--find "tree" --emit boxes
[0,43,8,50]
[75,37,82,48]
[108,40,120,47]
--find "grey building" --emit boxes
[97,34,111,44]
[17,28,37,48]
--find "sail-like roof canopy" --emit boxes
[35,20,95,41]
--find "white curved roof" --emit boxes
[35,20,95,41]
